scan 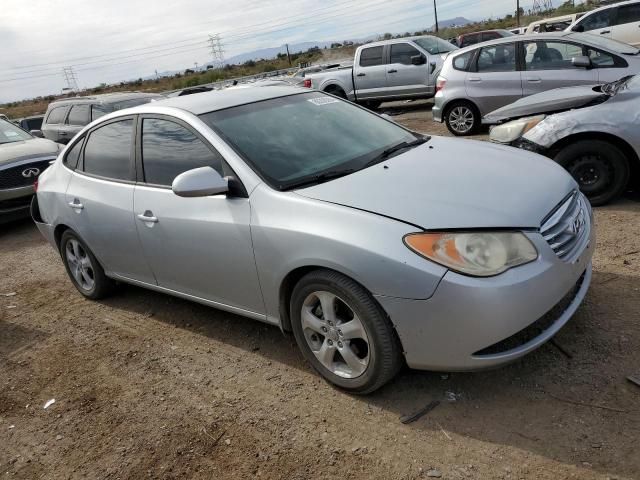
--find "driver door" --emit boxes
[132,115,265,315]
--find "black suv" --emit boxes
[41,92,163,144]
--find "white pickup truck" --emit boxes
[302,36,458,108]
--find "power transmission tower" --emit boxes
[62,66,79,92]
[532,0,553,15]
[208,34,225,69]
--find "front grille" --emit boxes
[474,272,585,356]
[0,196,32,212]
[0,159,53,189]
[540,191,590,261]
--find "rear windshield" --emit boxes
[569,32,639,54]
[0,119,32,144]
[414,36,458,54]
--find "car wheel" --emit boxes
[361,100,382,111]
[554,140,630,206]
[444,102,479,136]
[60,230,115,299]
[290,270,403,394]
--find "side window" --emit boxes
[452,51,474,71]
[67,105,90,126]
[91,104,110,121]
[476,43,516,73]
[615,4,640,24]
[141,118,224,186]
[524,41,583,70]
[390,43,421,65]
[46,107,67,125]
[587,48,616,67]
[579,10,612,31]
[83,119,133,180]
[481,32,500,42]
[63,138,84,170]
[359,46,384,67]
[460,34,478,48]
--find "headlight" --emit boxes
[489,115,546,144]
[404,231,538,277]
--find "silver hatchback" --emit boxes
[433,32,640,136]
[33,87,593,394]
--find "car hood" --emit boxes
[485,84,607,123]
[295,136,576,230]
[0,137,59,166]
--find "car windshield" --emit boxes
[569,32,640,55]
[414,36,459,54]
[199,92,420,190]
[0,119,33,144]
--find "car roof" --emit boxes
[451,31,589,54]
[361,35,442,48]
[126,85,307,115]
[49,91,163,107]
[582,0,638,14]
[460,29,510,37]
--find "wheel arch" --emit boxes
[322,83,347,98]
[548,131,639,167]
[54,223,72,252]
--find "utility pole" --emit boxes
[62,66,79,92]
[285,44,292,66]
[433,0,439,33]
[517,0,520,27]
[208,34,225,69]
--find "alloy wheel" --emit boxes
[448,106,475,134]
[65,239,95,291]
[300,291,370,379]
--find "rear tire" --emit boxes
[360,100,382,111]
[60,230,115,300]
[290,270,403,394]
[444,101,479,136]
[324,86,347,100]
[554,140,630,206]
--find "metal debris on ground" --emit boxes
[627,375,640,388]
[1,292,17,297]
[43,399,56,409]
[445,391,460,402]
[399,400,440,424]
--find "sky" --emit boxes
[1,0,522,103]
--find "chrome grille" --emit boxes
[541,192,590,261]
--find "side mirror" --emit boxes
[572,25,585,32]
[172,166,229,198]
[411,54,427,65]
[572,55,592,68]
[30,130,44,138]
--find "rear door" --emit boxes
[385,42,429,97]
[353,45,389,99]
[521,40,598,96]
[465,42,522,115]
[41,106,69,143]
[65,116,156,284]
[573,8,614,40]
[610,2,640,47]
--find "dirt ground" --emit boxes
[1,104,639,479]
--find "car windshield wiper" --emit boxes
[281,168,356,190]
[363,137,429,169]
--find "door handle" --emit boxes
[388,69,398,73]
[68,201,83,210]
[600,30,610,34]
[356,73,366,77]
[468,77,481,82]
[526,77,542,83]
[137,212,158,223]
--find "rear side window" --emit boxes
[524,41,584,70]
[46,107,67,125]
[359,46,384,67]
[615,3,640,24]
[141,118,224,186]
[83,119,133,180]
[390,43,421,65]
[64,138,84,170]
[67,104,91,126]
[579,10,612,31]
[459,34,479,48]
[92,104,110,121]
[477,43,516,73]
[481,32,500,42]
[452,51,474,71]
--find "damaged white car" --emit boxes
[488,75,639,205]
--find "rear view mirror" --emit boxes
[172,166,228,198]
[572,56,592,68]
[572,25,585,32]
[411,54,427,65]
[30,129,44,138]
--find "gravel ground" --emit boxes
[1,104,639,479]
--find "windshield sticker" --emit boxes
[308,97,341,106]
[4,131,19,137]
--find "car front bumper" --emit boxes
[0,186,35,223]
[376,227,594,371]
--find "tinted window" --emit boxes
[67,104,91,126]
[25,118,42,130]
[64,138,84,170]
[481,32,501,41]
[359,46,384,67]
[83,120,133,180]
[616,4,640,24]
[524,41,584,70]
[452,51,474,71]
[477,43,516,72]
[46,106,67,125]
[459,34,479,48]
[92,104,110,121]
[141,118,223,186]
[579,10,612,31]
[390,43,421,65]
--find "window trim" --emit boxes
[62,134,86,171]
[75,114,138,185]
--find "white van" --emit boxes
[526,13,585,33]
[567,0,640,47]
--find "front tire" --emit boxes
[554,140,630,206]
[444,101,479,136]
[290,270,402,394]
[60,230,115,299]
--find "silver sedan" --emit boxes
[33,86,594,393]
